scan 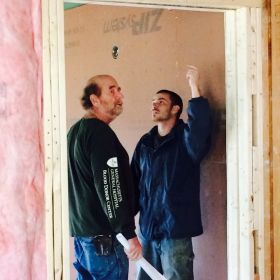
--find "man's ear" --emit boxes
[171,105,180,116]
[89,94,99,107]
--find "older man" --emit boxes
[68,75,142,280]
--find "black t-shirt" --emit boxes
[67,118,136,239]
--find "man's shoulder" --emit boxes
[82,118,112,133]
[141,126,158,140]
[68,119,82,137]
[136,127,156,149]
[68,118,115,141]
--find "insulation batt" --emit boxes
[0,1,46,279]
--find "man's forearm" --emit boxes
[190,85,200,98]
[186,65,201,99]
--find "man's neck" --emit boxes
[84,109,113,124]
[157,118,177,136]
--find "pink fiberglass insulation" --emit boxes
[0,1,46,279]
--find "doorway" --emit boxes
[64,4,226,280]
[42,1,264,279]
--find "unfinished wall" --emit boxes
[65,4,226,280]
[0,1,46,279]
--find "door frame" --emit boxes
[42,1,267,279]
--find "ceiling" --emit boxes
[64,3,83,10]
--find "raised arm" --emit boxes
[186,65,200,99]
[184,66,211,163]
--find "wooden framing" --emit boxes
[224,7,264,280]
[224,10,239,279]
[42,0,54,277]
[251,7,266,279]
[43,0,69,279]
[42,0,273,279]
[271,0,280,278]
[64,0,262,9]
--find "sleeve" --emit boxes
[183,96,212,163]
[87,122,136,239]
[130,143,141,214]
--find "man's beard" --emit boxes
[112,104,123,116]
[152,111,172,122]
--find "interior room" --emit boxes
[64,4,226,279]
[2,0,280,279]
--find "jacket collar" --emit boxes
[142,119,184,147]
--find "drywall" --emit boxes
[0,1,46,279]
[65,4,226,279]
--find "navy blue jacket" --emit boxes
[131,97,211,241]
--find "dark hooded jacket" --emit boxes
[131,96,211,241]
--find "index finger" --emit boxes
[186,65,197,70]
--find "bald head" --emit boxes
[86,75,114,87]
[81,74,124,123]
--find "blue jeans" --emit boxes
[73,236,128,280]
[138,237,194,280]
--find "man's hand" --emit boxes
[125,236,142,261]
[186,65,200,98]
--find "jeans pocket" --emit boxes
[92,235,113,256]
